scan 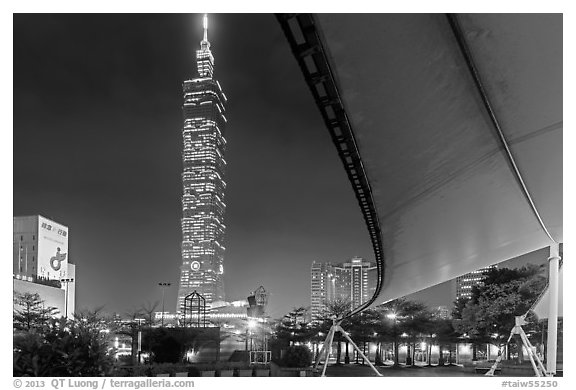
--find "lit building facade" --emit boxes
[13,215,76,318]
[177,15,228,312]
[310,257,377,320]
[342,256,377,309]
[455,265,497,300]
[310,262,333,319]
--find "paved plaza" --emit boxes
[321,363,544,377]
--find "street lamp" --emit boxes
[60,278,74,319]
[158,282,171,327]
[134,318,145,365]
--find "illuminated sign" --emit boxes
[191,261,201,271]
[37,216,69,281]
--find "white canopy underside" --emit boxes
[313,14,562,306]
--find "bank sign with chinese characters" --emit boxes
[37,216,69,281]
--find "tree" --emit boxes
[14,308,116,376]
[451,297,469,320]
[402,305,432,366]
[378,298,429,366]
[282,345,312,367]
[347,309,381,364]
[433,318,460,365]
[13,292,59,332]
[454,264,546,363]
[372,309,394,365]
[274,307,310,346]
[317,298,353,365]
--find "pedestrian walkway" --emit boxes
[323,364,475,377]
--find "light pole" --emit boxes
[60,278,74,319]
[135,318,145,365]
[158,282,171,327]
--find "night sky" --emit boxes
[13,14,377,319]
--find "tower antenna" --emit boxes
[203,14,208,43]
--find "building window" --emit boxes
[20,236,23,241]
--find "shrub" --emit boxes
[282,345,312,368]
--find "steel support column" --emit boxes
[546,243,560,375]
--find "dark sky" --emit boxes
[13,14,377,319]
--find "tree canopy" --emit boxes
[453,264,547,347]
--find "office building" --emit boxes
[177,15,228,312]
[455,265,497,300]
[13,215,76,318]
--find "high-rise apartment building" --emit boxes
[342,256,377,309]
[455,265,497,300]
[311,262,334,319]
[310,257,377,320]
[177,15,228,311]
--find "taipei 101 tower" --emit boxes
[177,14,228,311]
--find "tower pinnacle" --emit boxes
[196,13,214,78]
[201,14,210,50]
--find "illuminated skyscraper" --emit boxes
[177,15,228,311]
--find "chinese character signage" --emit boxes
[37,216,69,281]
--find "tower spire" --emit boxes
[196,13,214,78]
[203,14,208,43]
[201,14,210,50]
